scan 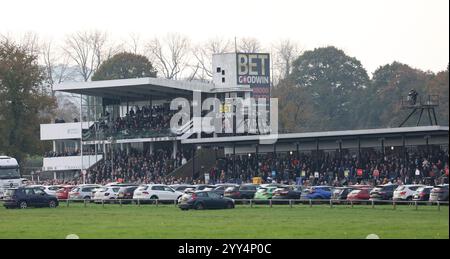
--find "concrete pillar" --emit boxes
[149,142,154,155]
[54,172,57,180]
[172,141,178,159]
[53,141,56,152]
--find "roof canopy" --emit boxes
[182,126,449,146]
[54,77,215,101]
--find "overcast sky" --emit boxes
[1,0,448,74]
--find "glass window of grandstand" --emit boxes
[84,97,176,141]
[46,140,80,157]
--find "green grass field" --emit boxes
[0,203,448,239]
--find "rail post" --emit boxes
[437,201,440,211]
[414,201,418,210]
[174,199,177,206]
[102,200,105,208]
[329,199,333,208]
[138,199,141,207]
[84,199,87,208]
[66,199,69,207]
[371,200,375,209]
[119,199,122,207]
[269,199,272,208]
[393,201,396,210]
[350,200,353,208]
[289,200,293,208]
[250,199,253,208]
[155,199,159,207]
[309,199,312,208]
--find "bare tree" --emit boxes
[125,33,142,54]
[271,39,302,84]
[145,33,191,80]
[41,40,75,95]
[192,37,233,80]
[63,30,120,81]
[237,37,262,53]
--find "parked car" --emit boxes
[412,186,434,201]
[393,184,424,201]
[212,184,239,196]
[429,184,449,202]
[93,186,121,203]
[193,184,217,191]
[369,183,399,200]
[332,187,354,200]
[56,185,75,200]
[133,184,183,203]
[254,186,277,200]
[302,186,333,200]
[68,184,102,200]
[117,186,139,202]
[3,187,59,209]
[347,188,371,201]
[272,186,302,200]
[27,185,61,197]
[170,185,196,192]
[178,191,235,210]
[224,184,259,199]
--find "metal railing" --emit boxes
[2,198,445,210]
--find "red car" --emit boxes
[56,185,75,200]
[347,188,371,201]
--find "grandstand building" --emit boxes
[39,53,449,183]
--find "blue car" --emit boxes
[303,186,333,199]
[3,187,59,209]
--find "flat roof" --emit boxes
[54,77,215,101]
[181,126,449,145]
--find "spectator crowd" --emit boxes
[208,148,449,187]
[96,105,174,137]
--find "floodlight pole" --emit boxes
[80,93,84,183]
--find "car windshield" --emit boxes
[225,187,237,192]
[416,187,430,192]
[257,188,267,193]
[350,190,361,194]
[0,167,20,179]
[396,186,405,191]
[98,187,108,192]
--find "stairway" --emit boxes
[167,147,223,180]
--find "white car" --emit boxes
[27,185,62,197]
[68,184,102,200]
[133,184,183,202]
[93,186,121,203]
[393,184,425,200]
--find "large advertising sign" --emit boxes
[236,53,271,99]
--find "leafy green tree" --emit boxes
[426,67,449,126]
[362,62,434,128]
[0,39,56,164]
[272,78,316,132]
[91,52,157,81]
[286,46,370,131]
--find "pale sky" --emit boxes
[1,0,448,74]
